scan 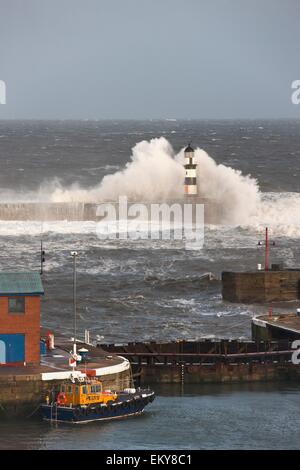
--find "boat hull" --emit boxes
[41,390,155,424]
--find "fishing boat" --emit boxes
[41,377,155,424]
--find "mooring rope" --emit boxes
[25,402,41,419]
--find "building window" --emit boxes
[8,297,25,314]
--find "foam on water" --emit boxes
[252,192,300,236]
[0,220,97,236]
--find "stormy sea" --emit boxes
[0,119,300,449]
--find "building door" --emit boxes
[0,340,5,364]
[0,334,25,363]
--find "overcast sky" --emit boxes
[0,0,300,119]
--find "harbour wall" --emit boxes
[222,270,300,303]
[100,339,300,385]
[251,314,300,342]
[137,362,300,385]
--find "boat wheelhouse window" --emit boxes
[61,385,66,392]
[8,297,25,314]
[82,386,87,394]
[75,386,79,394]
[67,385,72,393]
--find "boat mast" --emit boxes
[71,251,78,356]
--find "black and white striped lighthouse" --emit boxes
[184,144,197,196]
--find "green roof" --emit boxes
[0,272,44,296]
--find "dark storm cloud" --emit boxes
[0,0,300,119]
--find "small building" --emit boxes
[0,272,44,366]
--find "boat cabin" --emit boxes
[57,379,117,406]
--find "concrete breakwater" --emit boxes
[0,202,86,221]
[0,198,223,223]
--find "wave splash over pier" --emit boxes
[0,137,260,224]
[0,137,299,234]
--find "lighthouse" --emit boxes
[184,144,197,196]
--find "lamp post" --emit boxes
[40,240,45,275]
[70,251,78,356]
[258,227,276,271]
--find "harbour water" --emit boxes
[0,119,299,449]
[0,384,299,450]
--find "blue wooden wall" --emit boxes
[0,334,25,363]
